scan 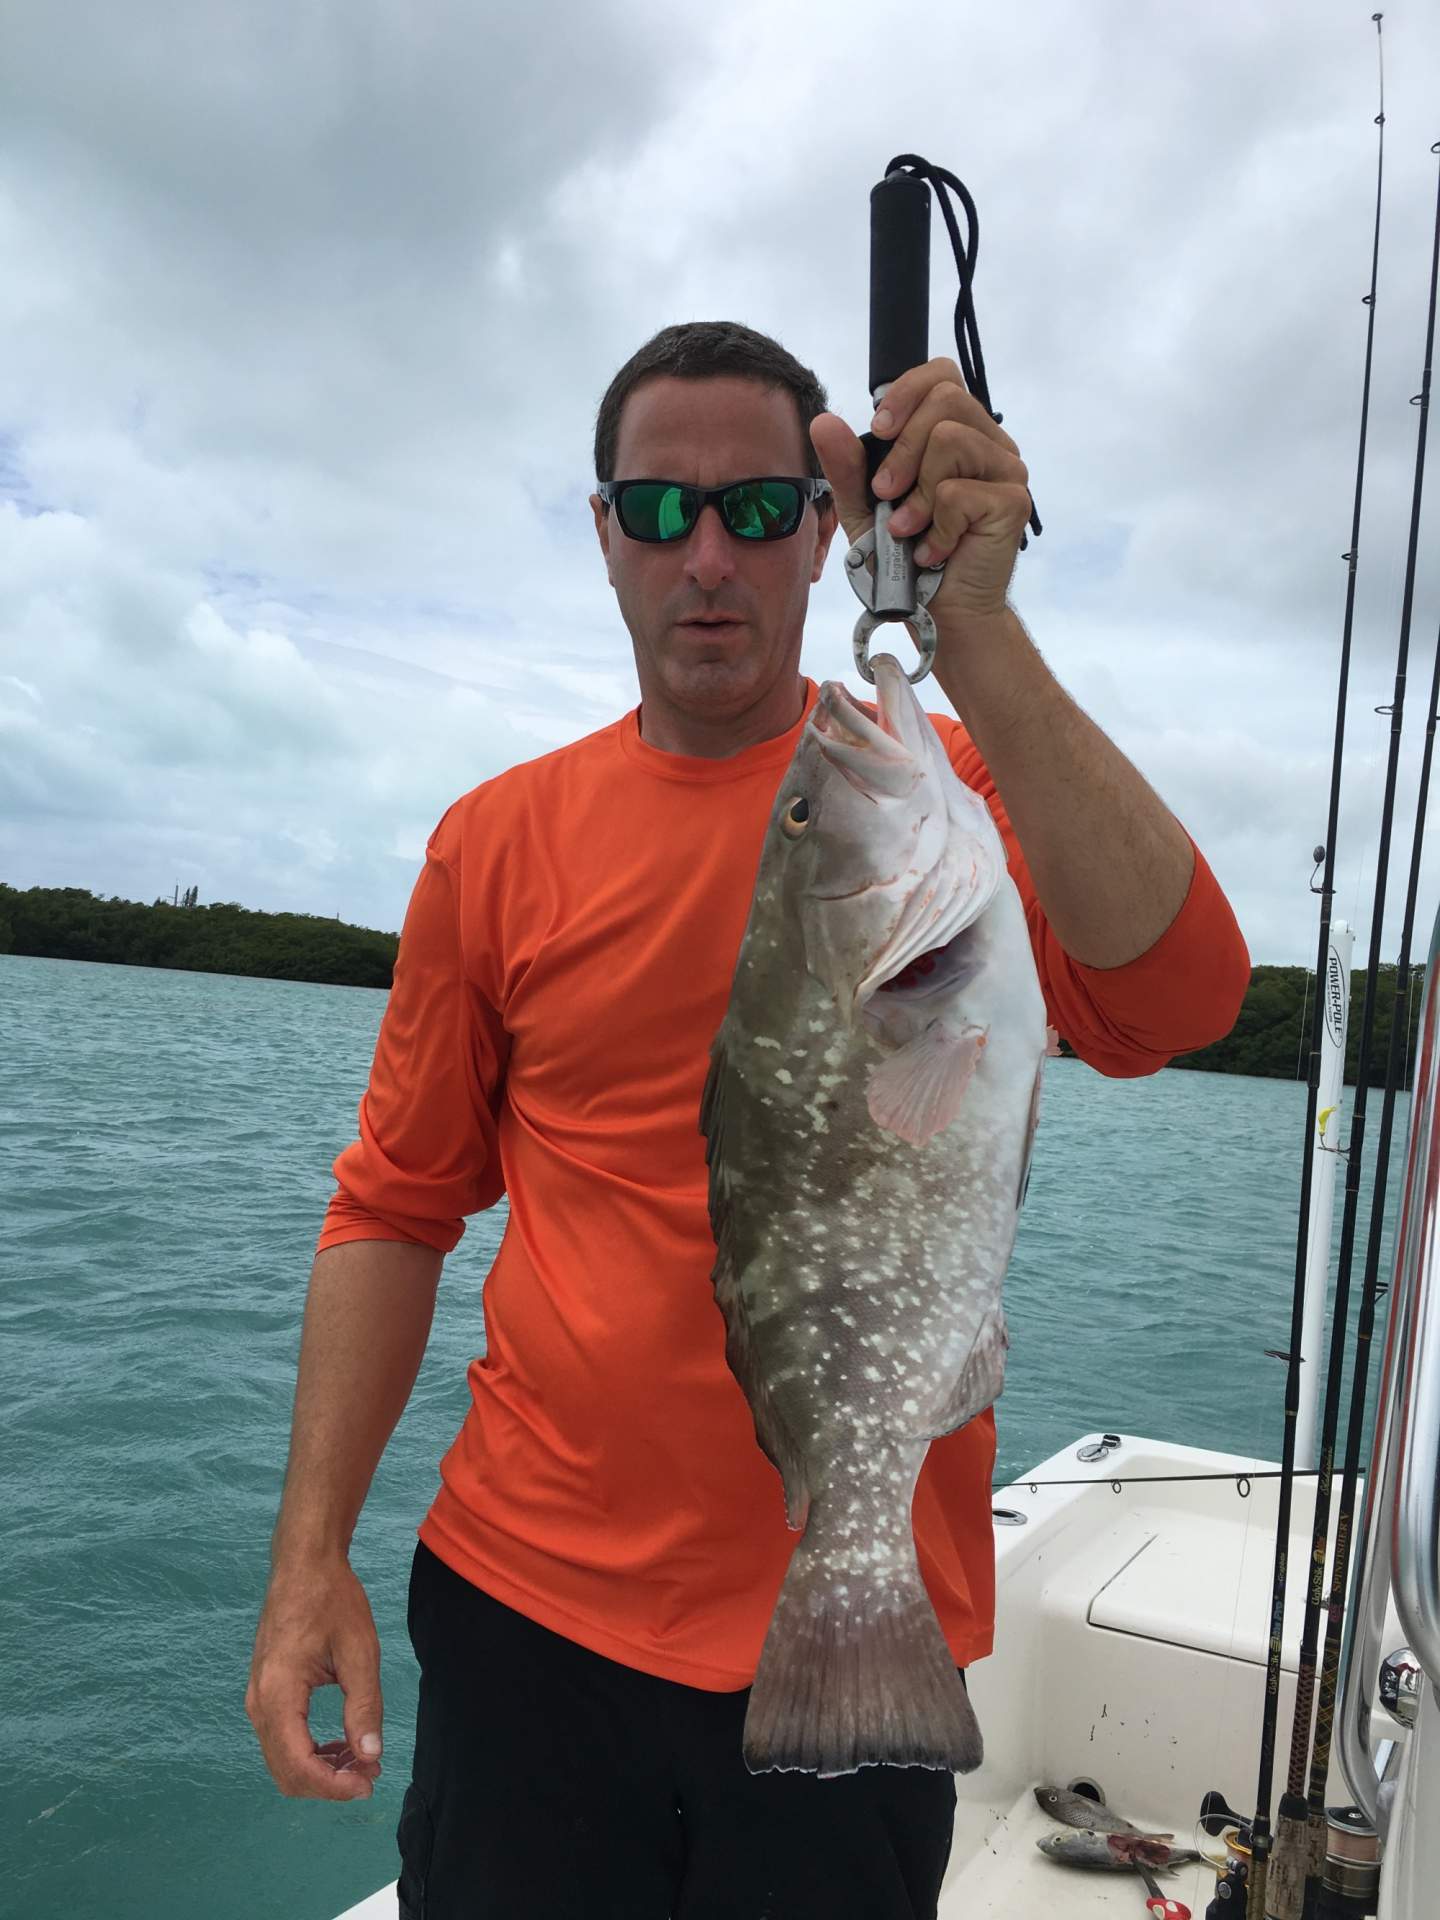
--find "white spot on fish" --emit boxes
[753,1036,781,1050]
[775,1068,793,1085]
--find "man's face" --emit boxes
[590,375,838,725]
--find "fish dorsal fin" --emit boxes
[866,1020,986,1145]
[699,1037,812,1531]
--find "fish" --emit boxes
[700,655,1048,1777]
[1034,1784,1144,1833]
[1036,1832,1203,1872]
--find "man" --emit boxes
[246,321,1249,1918]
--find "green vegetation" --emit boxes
[0,885,1426,1084]
[0,884,397,989]
[1168,962,1425,1088]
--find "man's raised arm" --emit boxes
[811,365,1248,1007]
[933,601,1199,968]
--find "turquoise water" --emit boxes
[0,952,1401,1920]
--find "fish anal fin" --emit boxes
[1017,1053,1045,1209]
[928,1310,1008,1439]
[866,1021,986,1145]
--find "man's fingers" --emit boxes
[248,1646,380,1799]
[339,1636,385,1769]
[909,477,1033,569]
[876,406,1027,522]
[317,1737,382,1784]
[808,412,871,544]
[871,359,1019,456]
[268,1705,377,1799]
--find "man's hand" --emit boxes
[246,1555,385,1801]
[810,357,1033,629]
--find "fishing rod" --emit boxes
[1297,139,1440,1920]
[1247,21,1389,1920]
[848,155,1040,688]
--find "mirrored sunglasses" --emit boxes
[596,476,832,544]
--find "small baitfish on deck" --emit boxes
[701,655,1047,1778]
[1034,1784,1145,1833]
[1037,1831,1203,1872]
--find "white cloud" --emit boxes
[1,0,1438,961]
[0,499,550,917]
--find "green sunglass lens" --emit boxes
[656,486,692,540]
[725,481,800,538]
[620,483,694,541]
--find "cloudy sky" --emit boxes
[2,0,1438,964]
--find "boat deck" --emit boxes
[940,1783,1213,1918]
[335,1435,1402,1920]
[336,1787,1216,1920]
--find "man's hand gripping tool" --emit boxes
[847,165,942,687]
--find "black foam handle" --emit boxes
[857,430,890,510]
[869,169,930,399]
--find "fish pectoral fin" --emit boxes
[866,1020,987,1145]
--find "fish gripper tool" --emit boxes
[845,528,944,687]
[850,161,938,688]
[850,155,1041,689]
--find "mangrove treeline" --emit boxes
[0,884,397,990]
[1165,960,1424,1088]
[0,884,1425,1085]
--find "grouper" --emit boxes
[700,654,1047,1778]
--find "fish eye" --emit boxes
[780,795,811,839]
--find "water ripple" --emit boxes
[0,952,1398,1919]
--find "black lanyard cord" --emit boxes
[883,152,1042,546]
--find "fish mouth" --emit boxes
[813,668,905,736]
[806,655,995,1016]
[810,665,919,797]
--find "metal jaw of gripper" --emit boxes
[844,500,945,685]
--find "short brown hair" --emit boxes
[593,321,830,483]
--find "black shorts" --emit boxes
[398,1540,960,1920]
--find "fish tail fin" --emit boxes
[743,1497,981,1778]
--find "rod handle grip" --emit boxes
[869,168,930,400]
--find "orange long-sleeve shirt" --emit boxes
[318,682,1249,1689]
